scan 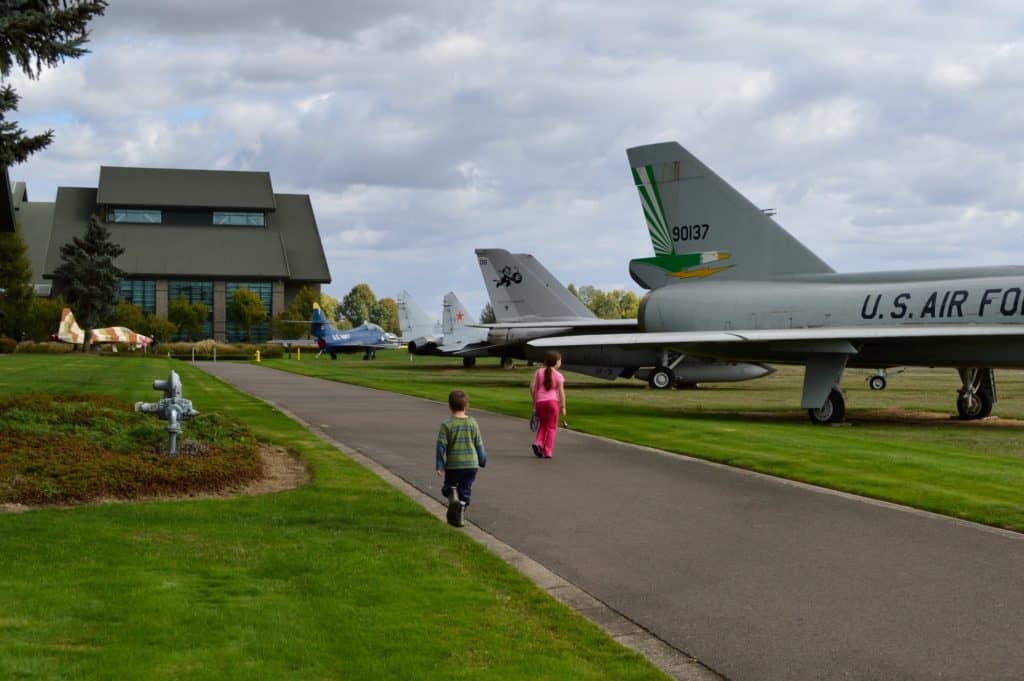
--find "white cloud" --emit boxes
[10,0,1024,306]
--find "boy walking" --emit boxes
[436,390,487,527]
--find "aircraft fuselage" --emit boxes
[642,269,1024,368]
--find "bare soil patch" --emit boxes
[0,443,309,513]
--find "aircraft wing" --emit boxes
[470,319,638,329]
[528,324,1024,348]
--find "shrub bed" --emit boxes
[13,341,74,354]
[0,394,263,505]
[147,341,285,360]
[0,337,16,354]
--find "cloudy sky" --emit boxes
[9,1,1024,319]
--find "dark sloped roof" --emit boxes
[16,200,55,286]
[274,194,331,282]
[97,166,277,211]
[43,187,331,283]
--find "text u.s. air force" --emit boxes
[860,287,1024,320]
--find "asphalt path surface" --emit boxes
[201,363,1024,681]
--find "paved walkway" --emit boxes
[201,363,1024,681]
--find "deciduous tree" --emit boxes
[227,287,267,342]
[340,283,376,327]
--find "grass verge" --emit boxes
[261,352,1024,532]
[0,355,668,681]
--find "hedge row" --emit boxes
[3,339,285,360]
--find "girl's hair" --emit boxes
[543,351,561,390]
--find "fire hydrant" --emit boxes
[134,370,199,455]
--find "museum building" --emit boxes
[14,165,332,341]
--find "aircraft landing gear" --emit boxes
[330,352,338,360]
[956,368,995,420]
[868,374,887,391]
[648,366,675,389]
[462,357,476,368]
[501,356,516,369]
[808,388,846,425]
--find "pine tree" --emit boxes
[479,302,496,324]
[0,226,33,337]
[51,214,123,351]
[1,1,108,165]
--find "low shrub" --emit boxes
[0,337,16,354]
[14,341,74,354]
[0,394,263,505]
[151,341,284,361]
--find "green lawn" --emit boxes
[0,355,669,681]
[262,352,1024,532]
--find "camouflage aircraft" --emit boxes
[532,141,1024,423]
[55,307,153,349]
[475,248,773,386]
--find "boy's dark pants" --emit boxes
[441,469,477,506]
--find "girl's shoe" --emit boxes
[531,443,543,457]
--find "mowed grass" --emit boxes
[263,352,1024,532]
[0,355,668,681]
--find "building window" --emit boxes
[213,211,265,226]
[109,208,162,224]
[119,279,156,315]
[226,282,273,342]
[168,280,214,340]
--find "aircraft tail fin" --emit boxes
[310,302,335,339]
[475,249,593,322]
[57,307,85,344]
[627,142,833,288]
[442,292,488,345]
[397,290,438,340]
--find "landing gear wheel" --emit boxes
[957,390,993,420]
[868,375,887,391]
[808,388,846,424]
[648,366,675,390]
[462,357,476,368]
[501,356,515,370]
[330,352,338,360]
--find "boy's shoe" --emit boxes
[446,488,462,526]
[456,502,467,527]
[531,443,543,458]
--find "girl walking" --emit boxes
[531,351,566,458]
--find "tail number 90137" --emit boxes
[672,224,709,241]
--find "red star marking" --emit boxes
[456,311,465,321]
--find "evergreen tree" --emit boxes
[1,1,108,165]
[0,226,33,337]
[227,287,267,342]
[51,214,123,351]
[479,302,496,324]
[340,283,376,326]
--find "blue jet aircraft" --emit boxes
[309,302,400,360]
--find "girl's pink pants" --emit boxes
[533,399,560,457]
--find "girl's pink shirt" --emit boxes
[532,367,564,404]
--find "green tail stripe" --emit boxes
[643,214,672,255]
[631,167,642,186]
[635,183,671,254]
[645,165,668,229]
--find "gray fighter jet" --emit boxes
[476,248,774,386]
[397,289,489,366]
[532,141,1024,423]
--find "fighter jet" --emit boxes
[397,290,443,354]
[55,307,152,349]
[309,302,400,360]
[532,141,1024,423]
[398,290,489,366]
[475,249,774,386]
